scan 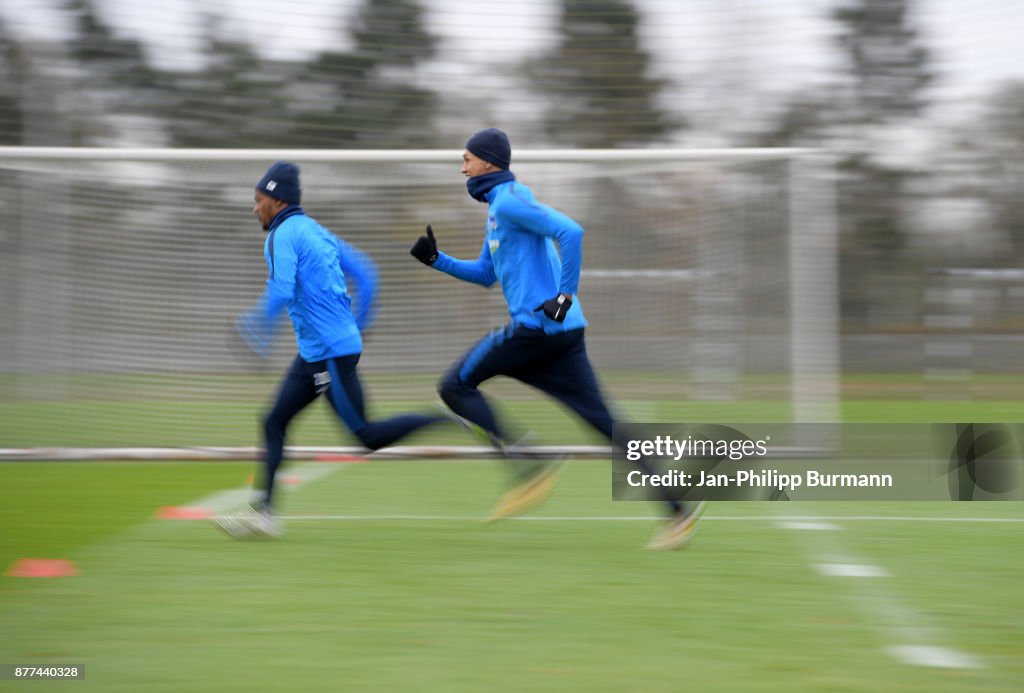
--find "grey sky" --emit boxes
[2,0,1021,125]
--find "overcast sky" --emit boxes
[2,0,1021,130]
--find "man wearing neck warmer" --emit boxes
[410,129,704,550]
[216,161,444,539]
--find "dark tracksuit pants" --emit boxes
[438,325,614,442]
[438,324,682,514]
[260,353,439,508]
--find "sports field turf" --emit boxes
[1,454,1022,692]
[2,386,1023,690]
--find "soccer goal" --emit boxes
[0,147,838,458]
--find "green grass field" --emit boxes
[1,387,1023,691]
[1,458,1022,692]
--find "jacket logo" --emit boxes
[488,239,500,254]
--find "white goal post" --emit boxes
[0,147,839,455]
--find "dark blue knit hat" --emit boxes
[465,128,511,170]
[255,161,301,204]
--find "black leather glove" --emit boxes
[535,293,573,322]
[410,225,439,266]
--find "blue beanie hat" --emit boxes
[255,161,301,204]
[465,128,511,170]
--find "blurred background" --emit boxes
[2,0,1024,450]
[2,5,1023,690]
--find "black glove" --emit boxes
[410,225,439,266]
[535,293,573,322]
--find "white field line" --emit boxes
[885,645,983,669]
[767,516,1024,523]
[775,520,842,530]
[842,582,984,669]
[815,563,890,578]
[776,514,985,670]
[275,514,1024,523]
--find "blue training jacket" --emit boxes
[241,207,378,361]
[432,179,587,333]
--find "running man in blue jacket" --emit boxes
[410,129,704,549]
[217,161,442,539]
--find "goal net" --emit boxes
[0,147,838,455]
